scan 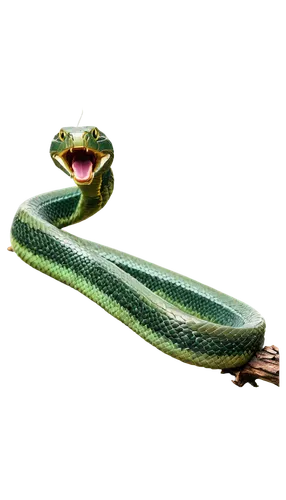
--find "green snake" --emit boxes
[10,126,265,369]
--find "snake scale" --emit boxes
[10,126,265,369]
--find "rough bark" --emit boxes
[221,345,279,387]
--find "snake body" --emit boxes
[10,126,265,369]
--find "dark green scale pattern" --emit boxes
[100,169,114,207]
[12,207,266,356]
[38,189,81,225]
[93,251,244,327]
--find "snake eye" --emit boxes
[59,129,66,141]
[92,128,99,140]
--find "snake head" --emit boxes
[50,126,114,185]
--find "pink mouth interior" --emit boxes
[72,158,93,181]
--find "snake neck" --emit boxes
[80,176,103,198]
[25,167,115,230]
[66,167,114,227]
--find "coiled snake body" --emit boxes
[11,127,265,369]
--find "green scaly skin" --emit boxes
[10,126,265,369]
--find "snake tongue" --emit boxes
[72,158,93,182]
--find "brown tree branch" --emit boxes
[221,345,279,387]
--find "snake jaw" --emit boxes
[53,148,110,185]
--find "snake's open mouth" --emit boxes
[54,148,110,185]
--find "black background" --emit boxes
[1,98,276,394]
